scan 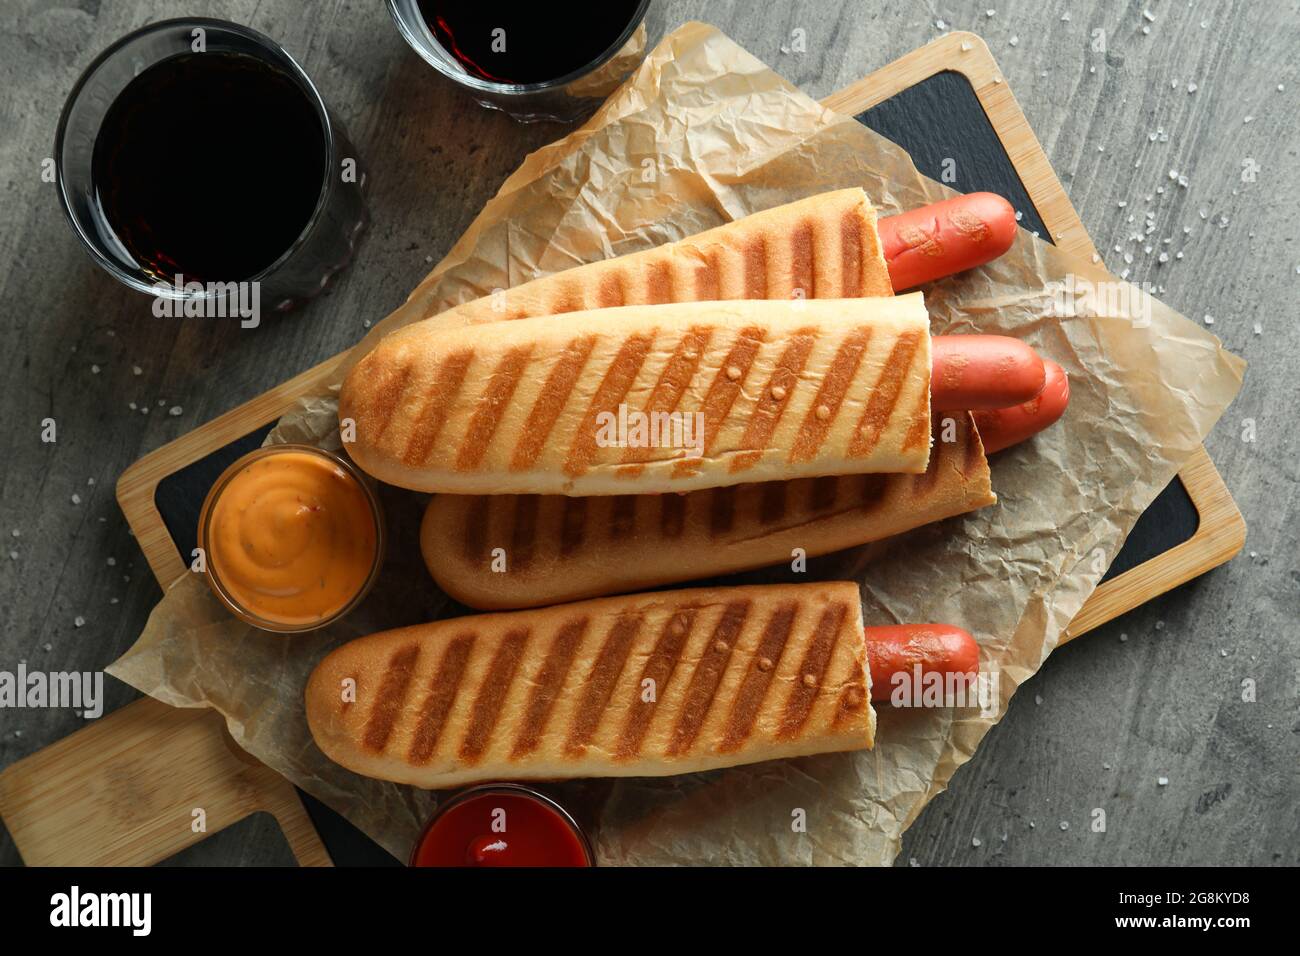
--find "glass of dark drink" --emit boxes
[56,18,367,319]
[388,0,652,123]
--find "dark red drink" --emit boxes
[416,1,644,84]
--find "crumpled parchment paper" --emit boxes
[108,22,1245,866]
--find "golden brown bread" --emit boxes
[412,187,894,335]
[305,582,873,788]
[420,413,995,609]
[341,296,933,495]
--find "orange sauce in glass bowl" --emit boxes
[197,445,382,632]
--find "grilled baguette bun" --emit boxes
[305,581,874,788]
[341,295,933,496]
[421,413,995,609]
[411,187,893,337]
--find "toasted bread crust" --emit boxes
[305,582,873,788]
[342,296,932,495]
[421,413,995,609]
[414,187,894,335]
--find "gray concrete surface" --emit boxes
[0,0,1296,866]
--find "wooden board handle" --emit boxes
[0,697,331,867]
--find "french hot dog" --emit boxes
[878,192,1019,291]
[973,359,1070,454]
[342,295,935,496]
[864,624,979,702]
[421,413,996,610]
[305,581,875,788]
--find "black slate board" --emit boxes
[151,69,1198,864]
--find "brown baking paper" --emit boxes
[109,23,1245,865]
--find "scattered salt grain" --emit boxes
[132,365,142,376]
[71,494,81,505]
[1187,82,1197,93]
[1204,314,1215,325]
[168,406,183,417]
[91,364,100,374]
[74,616,85,628]
[1119,632,1128,642]
[107,557,116,567]
[972,836,982,847]
[1142,9,1156,21]
[1157,776,1169,786]
[1060,821,1070,831]
[1009,36,1018,46]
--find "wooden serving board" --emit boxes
[0,32,1244,867]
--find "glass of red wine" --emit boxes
[56,18,367,320]
[388,0,653,123]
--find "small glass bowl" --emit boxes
[196,444,385,634]
[410,784,595,867]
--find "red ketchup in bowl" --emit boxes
[411,785,593,868]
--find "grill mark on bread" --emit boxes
[860,474,889,511]
[361,643,420,753]
[709,485,736,536]
[840,209,864,298]
[778,601,849,739]
[901,392,932,453]
[695,252,720,300]
[559,497,588,556]
[354,355,411,444]
[759,482,787,524]
[791,219,814,298]
[564,333,656,477]
[512,336,597,471]
[551,282,585,314]
[621,326,713,466]
[510,495,539,571]
[673,326,766,476]
[610,496,636,539]
[459,628,529,763]
[667,600,751,756]
[597,274,625,309]
[616,607,698,759]
[731,328,818,472]
[407,634,474,764]
[565,613,643,755]
[912,418,946,495]
[809,476,839,512]
[849,330,923,459]
[790,327,872,463]
[462,496,489,563]
[744,237,768,298]
[647,262,672,304]
[834,662,869,729]
[661,494,686,538]
[456,345,533,470]
[720,601,798,752]
[402,349,473,465]
[511,618,588,758]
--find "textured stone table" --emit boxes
[1,0,1295,865]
